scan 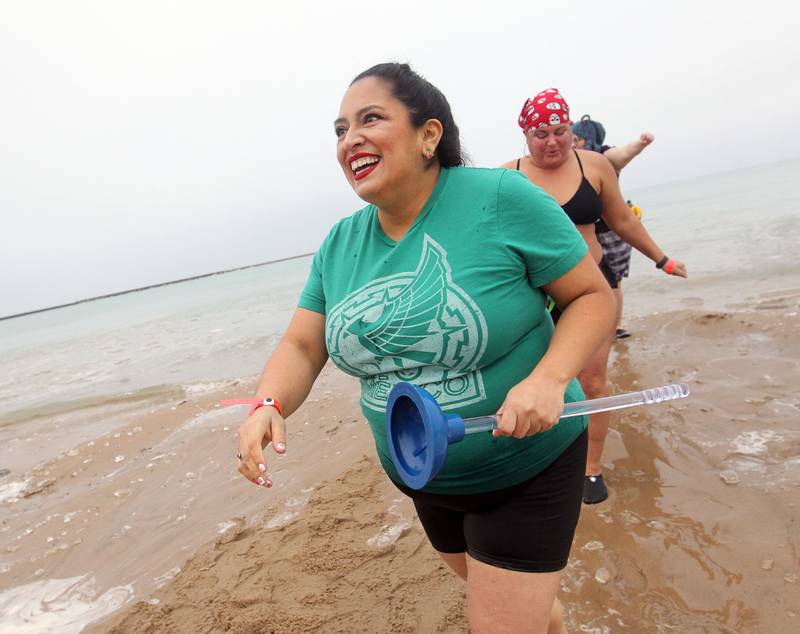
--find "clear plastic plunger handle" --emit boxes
[462,383,690,434]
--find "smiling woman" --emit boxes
[232,62,616,633]
[331,64,465,240]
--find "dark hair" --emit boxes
[351,63,467,167]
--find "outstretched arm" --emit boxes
[603,132,654,172]
[589,152,687,277]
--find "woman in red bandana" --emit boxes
[502,89,687,505]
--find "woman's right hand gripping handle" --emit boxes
[237,407,286,488]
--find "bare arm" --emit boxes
[590,153,687,277]
[237,308,328,485]
[254,308,328,416]
[603,132,654,172]
[494,253,616,438]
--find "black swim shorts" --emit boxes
[391,430,587,573]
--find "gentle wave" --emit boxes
[0,384,184,428]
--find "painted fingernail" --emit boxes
[266,480,273,488]
[258,463,266,473]
[276,443,285,452]
[257,476,265,485]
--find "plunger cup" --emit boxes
[386,382,690,490]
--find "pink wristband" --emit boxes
[220,397,284,417]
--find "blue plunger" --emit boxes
[386,381,690,489]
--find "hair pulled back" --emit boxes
[351,63,466,167]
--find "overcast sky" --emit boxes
[1,0,798,316]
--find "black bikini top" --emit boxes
[516,151,603,226]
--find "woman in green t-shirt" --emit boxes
[235,63,615,633]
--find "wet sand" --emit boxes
[2,294,799,632]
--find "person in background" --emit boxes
[572,115,655,338]
[572,114,654,171]
[627,200,643,219]
[236,64,616,633]
[501,89,686,505]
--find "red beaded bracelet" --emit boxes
[220,397,284,417]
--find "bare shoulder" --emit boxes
[575,148,606,165]
[577,149,615,175]
[500,158,521,169]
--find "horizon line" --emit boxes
[0,252,315,322]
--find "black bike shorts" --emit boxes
[391,430,587,573]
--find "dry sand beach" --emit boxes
[3,298,798,632]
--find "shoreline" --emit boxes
[2,302,799,632]
[98,305,800,633]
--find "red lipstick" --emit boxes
[348,152,381,182]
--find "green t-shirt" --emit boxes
[299,166,588,494]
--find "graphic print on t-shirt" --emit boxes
[326,235,488,412]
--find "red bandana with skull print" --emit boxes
[517,88,571,133]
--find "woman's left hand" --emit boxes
[493,374,567,439]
